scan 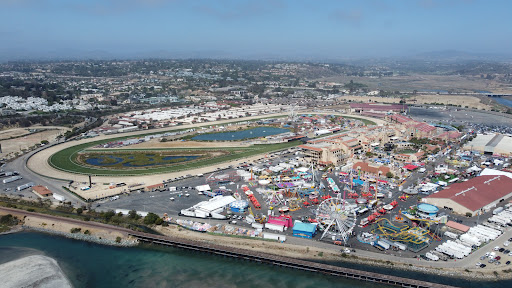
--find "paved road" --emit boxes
[2,144,86,206]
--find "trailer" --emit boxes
[17,182,34,191]
[263,233,286,242]
[265,223,285,232]
[460,234,481,247]
[53,193,65,202]
[251,223,264,230]
[3,176,22,184]
[444,231,458,239]
[0,171,14,178]
[493,207,504,215]
[375,240,390,250]
[431,250,448,261]
[394,242,407,251]
[425,252,439,261]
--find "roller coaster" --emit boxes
[370,218,431,252]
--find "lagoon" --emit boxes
[0,232,384,288]
[192,127,289,141]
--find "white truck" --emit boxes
[3,176,22,184]
[493,207,504,215]
[17,182,34,191]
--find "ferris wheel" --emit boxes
[316,195,357,243]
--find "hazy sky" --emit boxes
[1,0,511,60]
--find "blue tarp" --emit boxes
[293,221,317,238]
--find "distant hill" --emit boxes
[412,50,512,62]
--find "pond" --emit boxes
[84,154,199,167]
[192,127,289,141]
[494,97,512,108]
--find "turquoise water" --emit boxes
[2,232,512,288]
[0,232,386,288]
[192,127,289,141]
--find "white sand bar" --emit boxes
[0,255,72,288]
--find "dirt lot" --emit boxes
[339,94,493,110]
[319,73,512,94]
[0,127,69,159]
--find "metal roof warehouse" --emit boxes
[422,175,512,216]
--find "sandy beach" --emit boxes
[0,255,72,288]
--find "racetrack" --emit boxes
[27,111,385,185]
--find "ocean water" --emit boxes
[0,232,387,288]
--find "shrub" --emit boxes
[115,236,122,243]
[70,227,81,233]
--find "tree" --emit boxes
[76,207,83,215]
[103,210,115,222]
[386,172,394,179]
[128,209,140,220]
[143,212,159,225]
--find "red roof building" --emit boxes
[145,183,164,192]
[32,185,53,197]
[423,175,512,216]
[445,220,470,233]
[353,161,391,176]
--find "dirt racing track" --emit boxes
[26,112,385,185]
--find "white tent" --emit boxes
[479,168,512,179]
[296,167,309,173]
[195,184,211,192]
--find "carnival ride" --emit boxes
[370,218,433,252]
[316,195,357,243]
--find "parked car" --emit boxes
[504,249,510,254]
[496,256,501,260]
[480,264,486,268]
[494,246,501,251]
[499,248,505,252]
[480,256,486,260]
[507,261,511,265]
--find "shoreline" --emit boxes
[152,225,505,282]
[21,226,137,247]
[2,223,507,283]
[1,208,509,283]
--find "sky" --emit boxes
[1,0,511,61]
